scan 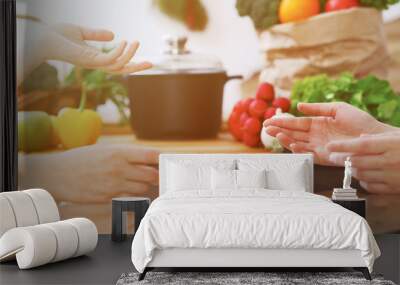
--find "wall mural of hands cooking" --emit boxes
[16,0,400,232]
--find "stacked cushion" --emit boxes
[0,189,97,269]
[0,196,17,237]
[0,218,97,269]
[0,189,59,237]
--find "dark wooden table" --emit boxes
[314,165,400,234]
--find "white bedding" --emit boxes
[131,190,380,273]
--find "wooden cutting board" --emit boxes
[97,132,269,154]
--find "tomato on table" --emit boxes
[325,0,359,12]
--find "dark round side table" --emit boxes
[332,198,366,218]
[111,197,150,242]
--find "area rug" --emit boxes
[116,272,395,285]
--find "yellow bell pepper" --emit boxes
[55,84,102,149]
[50,115,61,147]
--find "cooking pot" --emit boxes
[126,36,242,140]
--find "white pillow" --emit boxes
[211,169,267,190]
[167,163,210,191]
[238,159,309,192]
[236,169,267,189]
[211,169,236,190]
[166,160,236,192]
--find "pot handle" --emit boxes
[226,75,243,81]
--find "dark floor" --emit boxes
[0,235,399,285]
[0,236,134,285]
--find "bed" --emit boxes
[131,154,380,281]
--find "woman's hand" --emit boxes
[19,144,160,203]
[263,102,396,166]
[327,132,400,195]
[18,20,152,85]
[48,23,152,74]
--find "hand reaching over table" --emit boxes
[327,132,400,195]
[263,102,397,166]
[49,23,152,74]
[18,144,160,203]
[17,20,152,85]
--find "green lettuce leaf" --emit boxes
[360,0,400,10]
[290,72,400,127]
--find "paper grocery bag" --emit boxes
[259,8,389,91]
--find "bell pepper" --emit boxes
[50,115,61,147]
[18,111,53,152]
[55,84,102,149]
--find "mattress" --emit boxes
[131,190,380,273]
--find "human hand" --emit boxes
[327,132,400,195]
[28,21,151,74]
[19,144,160,203]
[49,23,152,74]
[263,102,395,166]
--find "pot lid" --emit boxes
[139,35,223,75]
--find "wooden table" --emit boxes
[56,133,400,235]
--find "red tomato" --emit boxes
[234,98,254,113]
[243,132,261,148]
[249,99,268,118]
[229,124,243,141]
[228,111,243,141]
[229,110,241,123]
[233,102,245,114]
[264,107,277,120]
[272,97,291,113]
[256,83,275,102]
[325,0,359,12]
[243,117,262,135]
[239,112,250,127]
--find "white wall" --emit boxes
[19,0,400,76]
[19,0,263,77]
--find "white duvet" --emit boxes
[131,190,380,273]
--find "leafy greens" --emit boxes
[359,0,400,10]
[236,0,281,30]
[291,73,400,127]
